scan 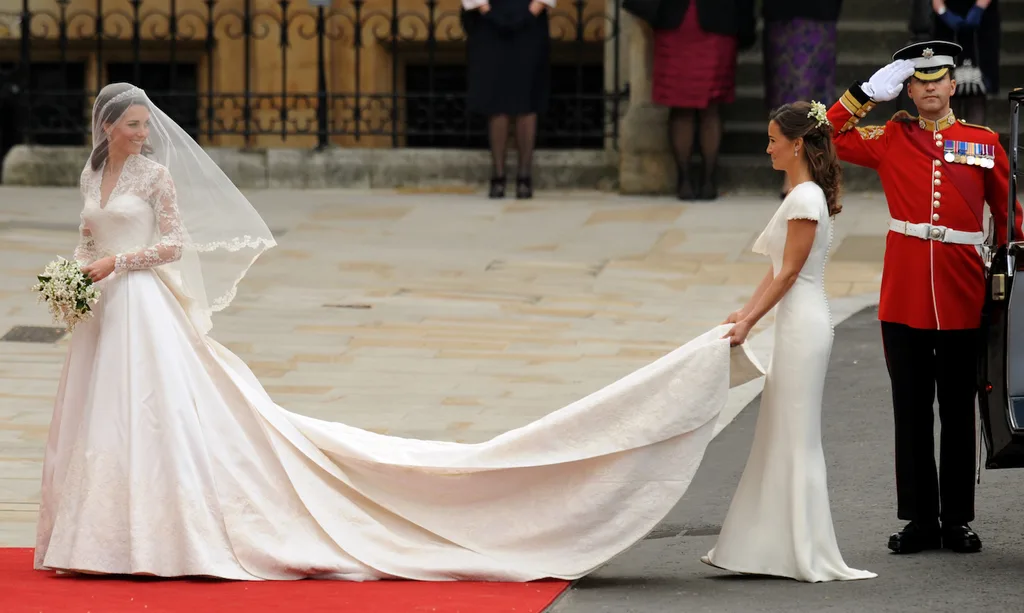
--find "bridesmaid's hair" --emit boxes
[769,102,843,216]
[90,86,152,172]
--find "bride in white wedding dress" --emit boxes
[33,83,766,582]
[703,102,876,582]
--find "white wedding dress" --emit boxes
[34,153,767,581]
[702,182,876,582]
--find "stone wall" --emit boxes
[1,144,619,191]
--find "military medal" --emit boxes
[943,140,995,167]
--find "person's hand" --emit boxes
[478,3,491,13]
[722,309,746,325]
[862,59,916,101]
[81,256,116,283]
[932,0,946,12]
[528,1,545,16]
[722,319,754,347]
[965,4,985,26]
[977,0,992,9]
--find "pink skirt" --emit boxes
[652,3,739,109]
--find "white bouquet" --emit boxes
[32,256,102,332]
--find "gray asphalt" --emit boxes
[549,306,1024,613]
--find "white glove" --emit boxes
[861,59,916,102]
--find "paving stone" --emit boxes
[0,187,889,546]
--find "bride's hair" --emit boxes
[89,85,153,171]
[769,101,843,216]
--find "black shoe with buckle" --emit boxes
[888,521,942,554]
[942,524,982,553]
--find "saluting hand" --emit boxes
[863,59,916,102]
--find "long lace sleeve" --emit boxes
[73,217,99,265]
[113,168,184,272]
[74,168,98,265]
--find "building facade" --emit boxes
[0,0,626,164]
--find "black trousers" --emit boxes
[881,322,980,526]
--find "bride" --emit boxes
[703,101,876,582]
[32,83,867,584]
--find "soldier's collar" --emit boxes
[918,110,957,132]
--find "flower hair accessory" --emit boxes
[808,100,830,129]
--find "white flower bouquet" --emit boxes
[32,257,102,332]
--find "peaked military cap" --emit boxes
[893,40,962,82]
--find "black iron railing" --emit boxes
[0,0,625,156]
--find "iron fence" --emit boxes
[0,0,625,157]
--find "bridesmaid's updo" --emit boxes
[769,101,843,217]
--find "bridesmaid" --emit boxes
[652,0,756,201]
[462,0,555,200]
[762,0,843,198]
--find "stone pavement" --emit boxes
[0,186,889,548]
[552,307,1024,613]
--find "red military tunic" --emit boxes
[827,84,1024,330]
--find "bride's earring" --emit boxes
[794,147,799,157]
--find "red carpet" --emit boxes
[1,549,570,613]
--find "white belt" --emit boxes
[888,219,984,245]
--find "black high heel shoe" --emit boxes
[676,172,695,201]
[697,165,719,201]
[516,176,533,199]
[489,176,506,199]
[697,179,719,201]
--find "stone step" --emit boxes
[839,0,914,21]
[718,118,1015,157]
[724,86,1019,129]
[736,52,1024,95]
[713,155,882,193]
[840,0,1024,22]
[816,21,1024,57]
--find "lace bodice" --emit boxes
[751,181,833,287]
[74,154,183,272]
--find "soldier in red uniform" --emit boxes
[826,41,1024,554]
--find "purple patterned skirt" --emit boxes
[763,19,838,110]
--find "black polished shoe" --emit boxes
[515,176,533,199]
[489,176,506,199]
[942,524,982,553]
[887,521,942,554]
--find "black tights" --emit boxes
[668,104,722,199]
[488,114,537,178]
